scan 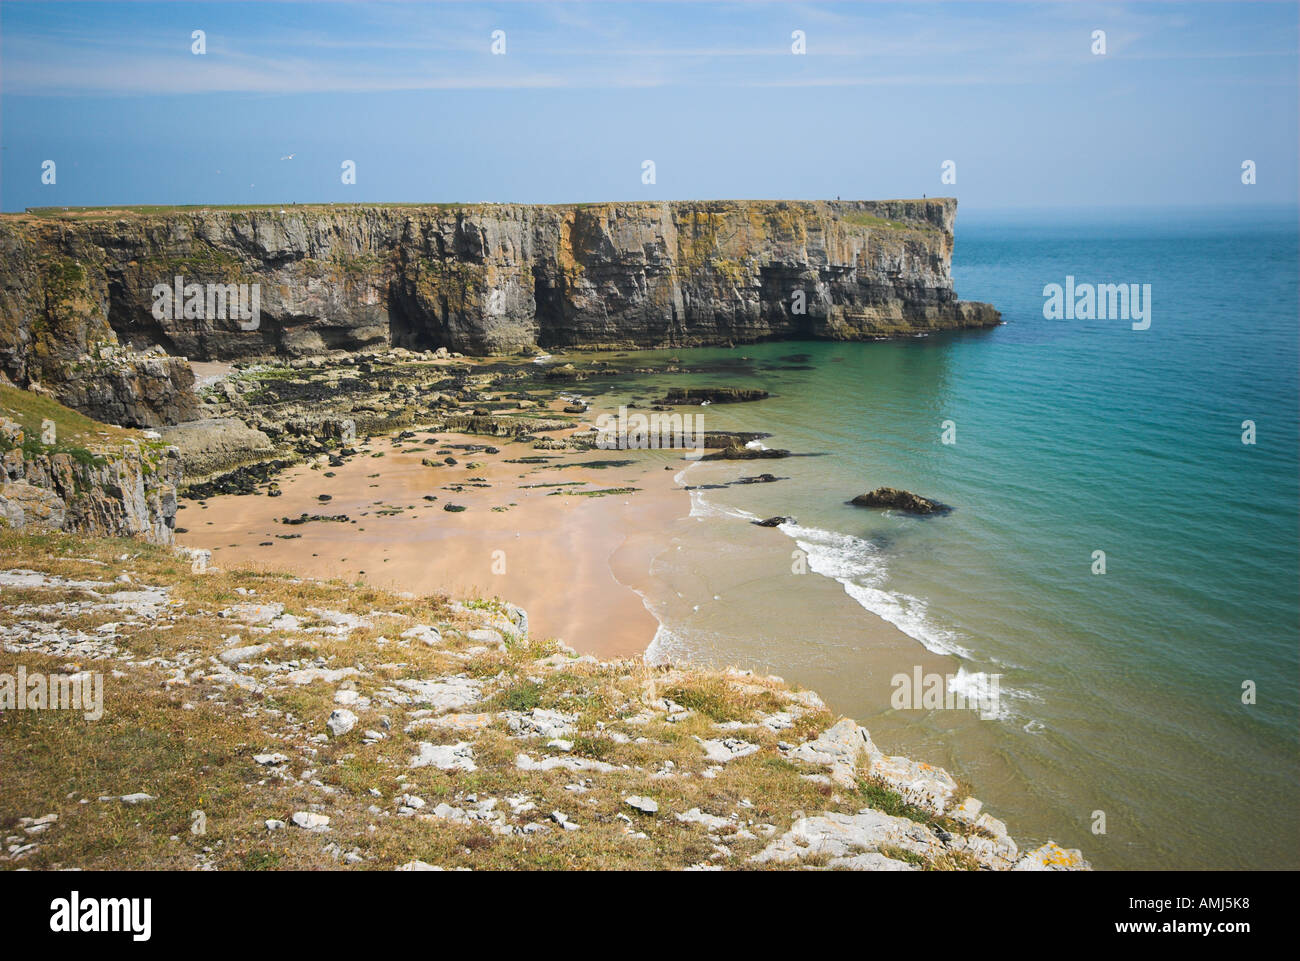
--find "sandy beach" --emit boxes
[176,409,689,659]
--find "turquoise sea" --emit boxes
[555,205,1300,870]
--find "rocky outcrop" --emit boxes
[49,349,200,429]
[0,200,997,425]
[0,235,199,427]
[701,445,792,460]
[0,418,179,544]
[850,487,950,515]
[158,417,274,483]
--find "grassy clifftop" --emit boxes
[8,198,951,225]
[0,527,1086,872]
[0,382,162,458]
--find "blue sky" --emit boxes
[1,1,1296,211]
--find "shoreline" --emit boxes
[174,399,977,735]
[163,350,1104,868]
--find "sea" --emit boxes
[551,204,1300,870]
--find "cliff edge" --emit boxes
[0,200,997,426]
[0,527,1085,872]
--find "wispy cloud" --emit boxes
[6,0,1287,96]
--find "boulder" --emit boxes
[327,708,358,737]
[849,487,950,515]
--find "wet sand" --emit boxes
[177,413,688,659]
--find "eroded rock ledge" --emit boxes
[0,200,998,426]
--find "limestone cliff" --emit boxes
[0,200,997,426]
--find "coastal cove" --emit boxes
[3,202,1295,873]
[176,205,1300,871]
[2,0,1298,897]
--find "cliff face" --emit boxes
[0,200,997,425]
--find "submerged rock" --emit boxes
[701,446,792,461]
[662,387,770,405]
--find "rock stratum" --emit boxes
[0,199,997,427]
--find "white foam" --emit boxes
[679,462,761,522]
[773,521,1042,721]
[948,666,1011,721]
[779,520,974,659]
[642,501,1040,726]
[644,620,687,666]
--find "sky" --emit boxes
[1,0,1296,211]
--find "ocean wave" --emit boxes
[948,666,1013,721]
[644,620,687,666]
[679,462,762,521]
[640,503,1040,724]
[775,520,1044,720]
[690,496,759,522]
[779,520,974,659]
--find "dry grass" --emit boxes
[0,527,999,872]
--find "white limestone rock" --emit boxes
[625,795,659,815]
[400,625,442,646]
[327,708,358,737]
[291,812,330,832]
[1012,841,1090,871]
[384,676,482,713]
[695,737,760,764]
[505,707,576,739]
[751,809,945,867]
[409,741,478,772]
[516,753,616,774]
[218,643,270,666]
